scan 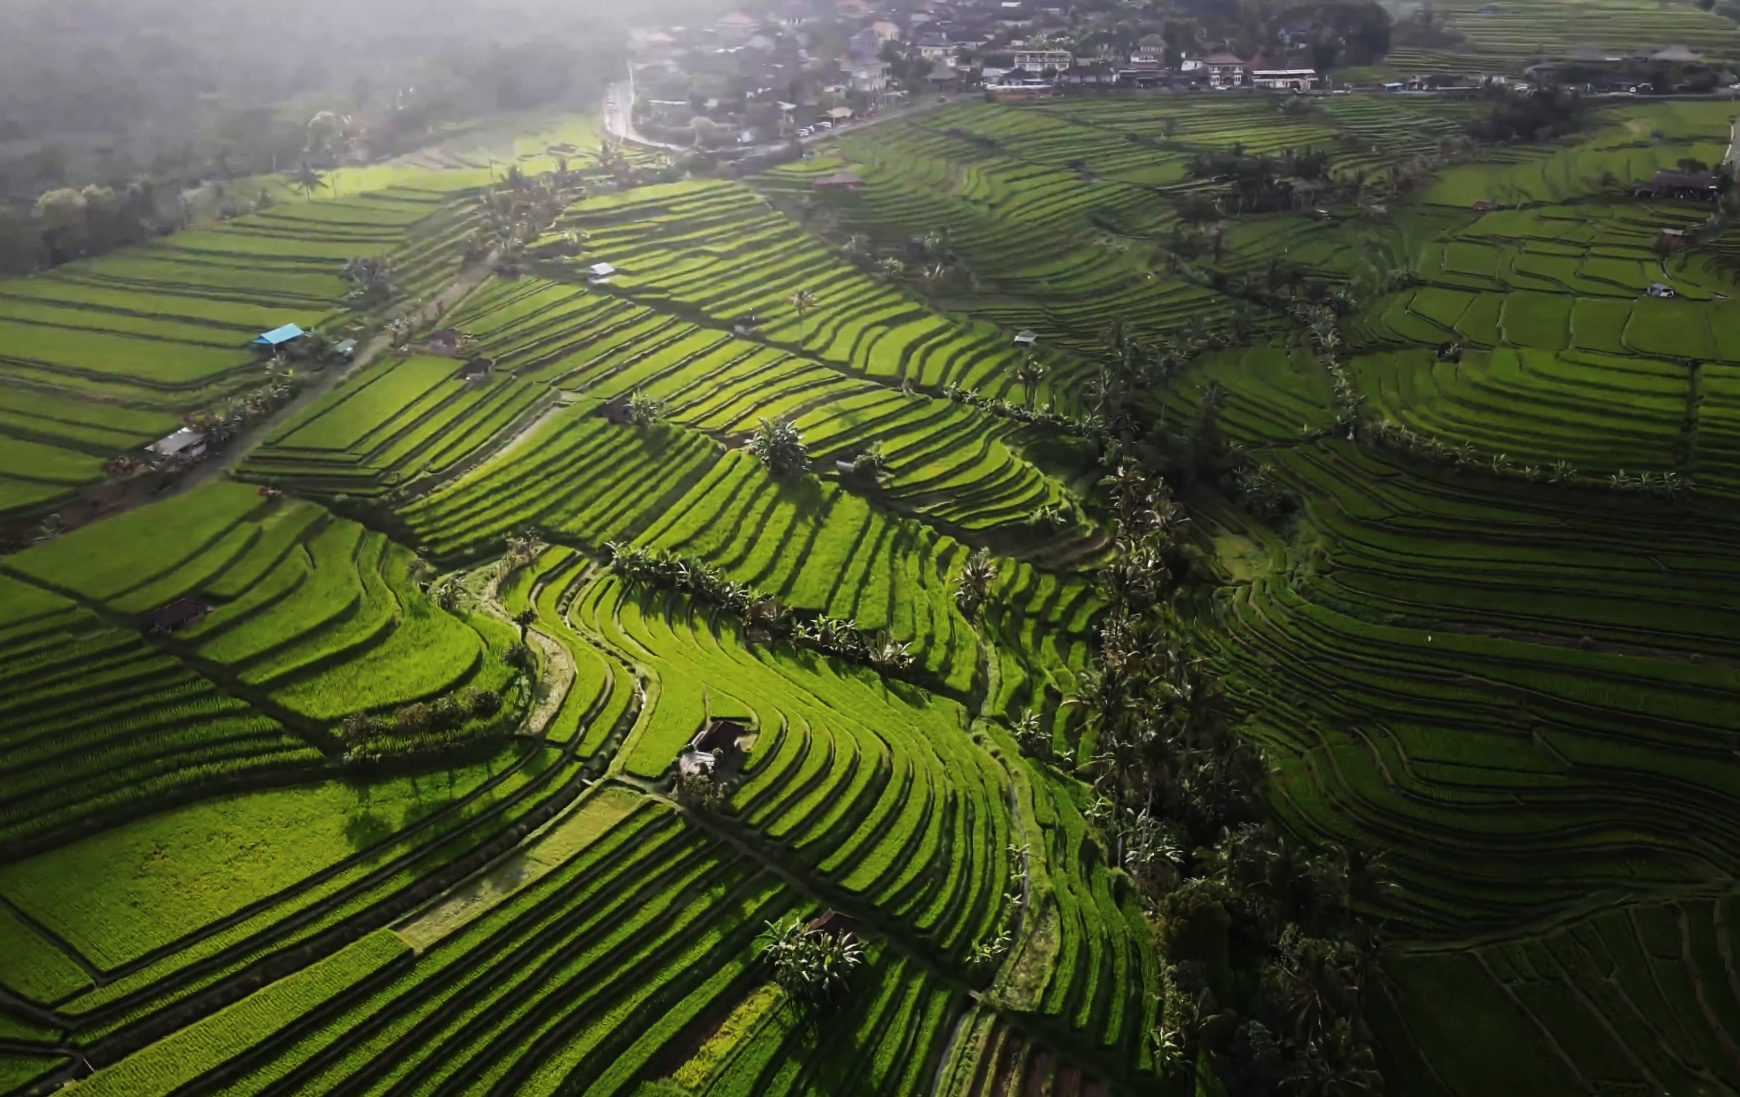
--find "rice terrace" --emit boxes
[10,0,1740,1093]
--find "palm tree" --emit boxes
[747,417,808,476]
[433,579,463,612]
[512,606,537,638]
[757,917,863,1005]
[1011,707,1052,760]
[293,162,327,200]
[953,548,997,619]
[1013,356,1048,410]
[788,289,817,338]
[850,441,887,478]
[874,257,906,281]
[624,389,665,427]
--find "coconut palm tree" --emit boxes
[1012,356,1048,410]
[757,917,863,1004]
[953,548,997,619]
[1011,707,1051,760]
[293,162,327,200]
[747,417,808,476]
[788,289,818,338]
[433,579,463,612]
[624,389,665,427]
[850,441,887,478]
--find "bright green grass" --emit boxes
[0,764,503,970]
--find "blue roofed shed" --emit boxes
[253,323,306,347]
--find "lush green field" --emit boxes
[0,172,489,520]
[10,90,1740,1097]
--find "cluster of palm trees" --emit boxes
[970,839,1029,974]
[835,229,971,296]
[492,529,545,594]
[1298,303,1362,434]
[756,918,864,1006]
[941,382,1069,428]
[1050,460,1390,1093]
[173,368,301,457]
[605,541,916,674]
[1366,421,1692,497]
[747,417,808,476]
[1183,145,1343,216]
[341,256,394,309]
[466,164,578,270]
[623,389,666,427]
[337,685,507,765]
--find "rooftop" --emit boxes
[253,323,306,347]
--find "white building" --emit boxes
[1013,49,1073,73]
[1251,68,1318,91]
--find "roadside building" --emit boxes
[806,909,863,937]
[148,427,209,462]
[716,11,762,43]
[1058,61,1118,87]
[1201,51,1247,87]
[1637,171,1719,200]
[1250,68,1318,91]
[146,598,208,635]
[252,323,306,350]
[1013,49,1073,73]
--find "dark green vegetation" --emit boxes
[5,87,1740,1097]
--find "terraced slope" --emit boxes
[16,93,1740,1097]
[828,96,1740,1094]
[0,180,485,519]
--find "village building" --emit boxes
[146,598,208,635]
[1200,51,1247,87]
[678,718,753,776]
[148,427,209,462]
[716,11,763,44]
[601,393,634,425]
[1058,61,1119,87]
[916,36,960,59]
[1013,329,1038,348]
[806,909,863,937]
[588,261,618,284]
[1251,68,1319,91]
[252,323,306,351]
[426,328,471,355]
[1013,49,1073,73]
[1637,171,1719,201]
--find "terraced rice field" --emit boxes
[1388,0,1740,74]
[0,176,486,520]
[11,90,1740,1097]
[824,96,1740,1093]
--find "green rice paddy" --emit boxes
[3,90,1740,1097]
